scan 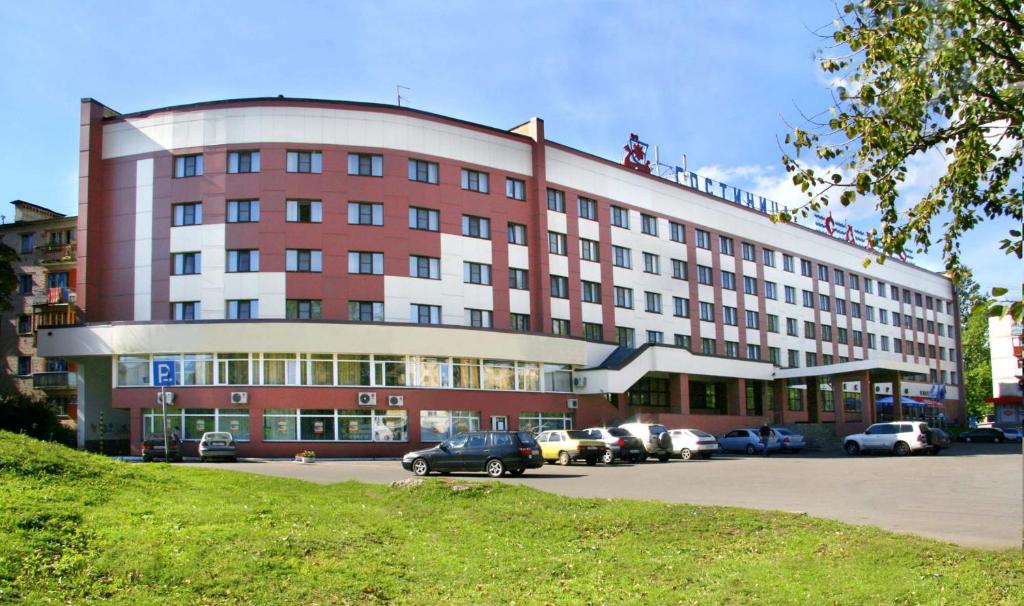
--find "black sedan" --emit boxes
[401,431,544,477]
[957,428,1007,443]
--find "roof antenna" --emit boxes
[396,85,410,107]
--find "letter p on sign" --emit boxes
[153,360,176,386]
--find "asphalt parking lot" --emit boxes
[188,443,1023,550]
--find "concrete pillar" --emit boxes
[737,378,747,416]
[832,375,846,426]
[806,376,820,422]
[725,380,741,416]
[893,372,903,420]
[862,370,874,423]
[774,380,787,424]
[669,373,690,415]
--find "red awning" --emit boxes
[985,395,1023,405]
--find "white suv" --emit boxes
[617,423,672,462]
[843,422,931,456]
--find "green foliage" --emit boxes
[0,242,18,313]
[962,300,994,418]
[783,0,1023,306]
[1,432,1022,605]
[0,390,74,445]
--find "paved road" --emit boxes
[187,443,1023,550]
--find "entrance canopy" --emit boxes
[773,358,930,381]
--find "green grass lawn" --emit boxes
[0,432,1020,605]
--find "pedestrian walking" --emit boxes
[759,423,772,457]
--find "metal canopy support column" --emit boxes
[893,372,903,421]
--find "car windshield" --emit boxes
[689,430,713,438]
[566,430,591,440]
[607,428,631,437]
[773,428,791,435]
[204,433,232,440]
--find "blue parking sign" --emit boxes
[153,360,176,386]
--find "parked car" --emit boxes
[718,428,780,455]
[666,429,718,460]
[772,427,806,454]
[925,427,952,455]
[198,431,238,462]
[401,431,543,477]
[537,430,607,465]
[141,432,183,462]
[998,427,1023,442]
[843,421,931,456]
[616,422,672,462]
[582,427,645,464]
[957,427,1008,443]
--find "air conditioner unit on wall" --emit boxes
[156,391,175,405]
[567,398,579,409]
[388,395,404,407]
[230,391,248,405]
[573,377,587,388]
[358,392,377,406]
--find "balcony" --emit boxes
[32,371,77,390]
[37,242,76,267]
[33,290,79,331]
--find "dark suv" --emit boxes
[141,433,183,462]
[401,431,544,477]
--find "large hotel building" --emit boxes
[39,97,963,456]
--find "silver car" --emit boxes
[667,429,719,460]
[718,428,781,455]
[199,432,238,462]
[771,427,806,453]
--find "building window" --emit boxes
[552,318,570,335]
[18,274,33,295]
[725,341,740,358]
[852,302,862,318]
[806,352,818,367]
[784,286,796,304]
[578,197,597,220]
[769,347,781,365]
[228,151,260,174]
[286,249,322,273]
[762,248,776,267]
[172,252,201,275]
[286,199,322,223]
[227,249,259,273]
[348,251,384,275]
[801,259,812,277]
[804,321,816,339]
[746,344,761,360]
[227,199,259,223]
[349,301,384,322]
[835,299,847,315]
[721,270,736,290]
[463,262,492,285]
[617,326,635,348]
[745,310,759,329]
[647,331,664,344]
[868,333,878,350]
[286,300,322,320]
[670,222,686,243]
[17,314,32,334]
[673,297,689,318]
[16,356,32,376]
[580,238,600,262]
[172,302,200,320]
[671,259,688,280]
[462,215,491,239]
[507,223,527,245]
[837,327,848,344]
[645,291,662,314]
[409,159,439,184]
[783,254,795,272]
[786,318,799,336]
[465,309,493,328]
[697,265,713,286]
[174,154,203,178]
[741,242,755,261]
[819,294,831,312]
[348,202,384,226]
[612,245,632,269]
[722,306,738,326]
[789,382,805,410]
[894,338,903,354]
[849,274,860,290]
[286,151,322,174]
[699,301,715,322]
[834,269,845,286]
[19,233,34,254]
[719,236,734,256]
[765,281,777,300]
[546,189,565,212]
[172,202,202,226]
[614,286,633,308]
[505,178,526,200]
[744,276,758,295]
[583,323,603,342]
[701,338,716,355]
[227,299,259,320]
[787,349,800,368]
[548,231,567,255]
[864,278,874,294]
[766,314,779,333]
[695,229,711,249]
[409,207,440,231]
[410,255,441,279]
[610,206,629,228]
[550,275,569,299]
[411,304,442,324]
[348,153,383,176]
[509,268,529,290]
[675,334,692,349]
[510,313,530,332]
[460,169,489,193]
[818,264,830,281]
[803,290,814,308]
[821,325,832,342]
[642,252,660,274]
[581,280,602,304]
[641,214,658,236]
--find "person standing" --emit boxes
[759,423,772,457]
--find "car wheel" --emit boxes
[412,458,430,476]
[558,451,572,466]
[657,453,669,462]
[893,441,911,457]
[486,459,505,477]
[745,444,757,455]
[680,448,693,461]
[509,468,525,476]
[585,458,598,466]
[200,456,206,463]
[844,441,860,456]
[601,449,614,465]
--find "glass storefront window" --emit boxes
[516,362,540,391]
[338,355,371,386]
[338,412,372,441]
[374,355,406,387]
[452,358,480,389]
[375,411,409,441]
[142,408,250,441]
[543,364,572,392]
[183,354,214,385]
[302,354,334,386]
[118,356,150,386]
[218,412,250,441]
[483,359,515,390]
[420,410,480,441]
[263,409,297,440]
[262,353,298,385]
[217,353,250,385]
[299,409,336,440]
[518,412,573,434]
[183,409,216,440]
[415,357,449,387]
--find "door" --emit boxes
[434,434,468,471]
[540,432,562,460]
[720,430,743,452]
[460,433,490,471]
[490,416,507,431]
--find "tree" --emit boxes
[0,242,18,312]
[780,0,1023,311]
[957,277,994,418]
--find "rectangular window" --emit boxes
[411,304,442,324]
[695,229,711,249]
[821,325,832,342]
[786,318,799,336]
[286,249,322,273]
[834,269,845,286]
[505,177,526,200]
[409,207,440,231]
[173,202,202,226]
[818,264,829,281]
[641,213,658,236]
[552,318,569,335]
[227,299,259,320]
[227,199,259,223]
[849,274,859,290]
[769,347,781,365]
[763,248,776,267]
[801,259,812,277]
[851,302,862,318]
[744,276,758,296]
[892,311,901,327]
[174,154,203,178]
[617,326,635,348]
[546,188,565,212]
[580,238,600,262]
[581,280,602,304]
[879,309,889,324]
[783,254,794,272]
[286,199,322,223]
[172,252,201,275]
[578,196,597,220]
[802,290,814,308]
[612,245,632,269]
[670,221,686,243]
[508,268,529,290]
[722,306,738,326]
[697,265,713,286]
[286,151,322,174]
[675,334,692,349]
[226,249,259,273]
[835,299,847,315]
[348,153,383,176]
[853,330,863,347]
[408,159,439,184]
[643,252,660,274]
[507,223,527,245]
[864,278,874,294]
[510,313,530,332]
[228,150,260,174]
[465,309,493,328]
[583,323,603,342]
[806,352,818,367]
[17,314,32,334]
[788,349,800,368]
[699,301,715,322]
[741,242,755,261]
[721,270,736,290]
[348,251,384,275]
[673,296,689,318]
[765,281,777,300]
[725,341,739,358]
[614,286,633,308]
[548,231,567,255]
[804,321,816,339]
[894,338,903,353]
[868,333,878,350]
[766,314,779,333]
[719,236,734,256]
[745,310,759,329]
[701,338,716,355]
[746,344,761,360]
[647,330,664,344]
[19,233,34,254]
[16,356,31,376]
[784,286,796,304]
[172,301,200,320]
[550,275,569,299]
[409,255,441,279]
[460,169,489,193]
[610,206,629,228]
[18,274,32,295]
[644,291,662,313]
[881,335,890,351]
[348,301,384,322]
[837,327,848,344]
[463,262,492,285]
[348,202,384,226]
[462,215,491,239]
[671,259,688,280]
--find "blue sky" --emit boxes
[0,0,1017,293]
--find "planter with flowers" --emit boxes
[296,450,316,464]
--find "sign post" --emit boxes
[153,360,177,461]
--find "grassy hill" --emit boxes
[0,431,1020,605]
